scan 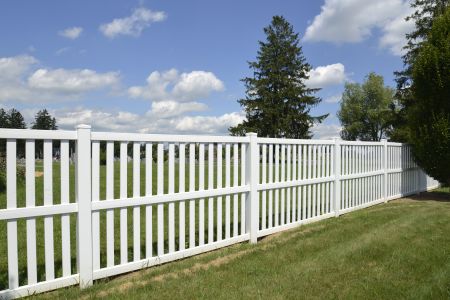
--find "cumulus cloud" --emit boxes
[148,101,207,118]
[59,27,83,39]
[21,106,244,135]
[305,63,347,89]
[173,112,245,134]
[100,7,166,38]
[28,68,120,94]
[129,69,225,102]
[311,123,342,140]
[0,55,120,103]
[304,0,413,56]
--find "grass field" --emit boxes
[0,161,246,289]
[29,188,450,299]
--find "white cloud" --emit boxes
[324,94,341,103]
[0,55,120,103]
[379,8,415,56]
[174,112,245,134]
[148,100,207,118]
[305,63,347,89]
[22,106,244,135]
[304,0,413,56]
[100,7,166,38]
[0,55,37,80]
[129,69,225,102]
[59,27,83,39]
[28,68,120,94]
[311,123,342,140]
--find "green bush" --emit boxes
[0,156,25,193]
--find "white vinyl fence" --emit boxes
[0,126,440,299]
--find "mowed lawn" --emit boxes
[33,188,450,299]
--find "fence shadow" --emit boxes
[407,190,450,203]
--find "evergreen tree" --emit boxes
[338,73,395,141]
[31,109,58,158]
[0,109,8,128]
[7,109,27,129]
[229,16,327,138]
[409,7,450,185]
[31,109,58,130]
[391,0,449,141]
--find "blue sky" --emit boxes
[0,0,414,138]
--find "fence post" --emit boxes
[246,132,259,244]
[333,138,341,217]
[382,139,388,203]
[76,124,93,288]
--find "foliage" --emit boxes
[229,16,327,138]
[409,7,450,185]
[31,109,58,130]
[338,73,395,141]
[31,109,58,158]
[0,156,25,192]
[391,0,449,141]
[0,108,27,157]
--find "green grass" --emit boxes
[0,161,248,290]
[32,189,450,299]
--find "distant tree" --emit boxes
[391,0,449,141]
[31,109,58,158]
[229,16,327,138]
[409,7,450,185]
[0,109,27,157]
[31,109,57,130]
[338,73,395,141]
[0,109,9,128]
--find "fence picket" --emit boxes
[133,142,141,260]
[179,143,186,250]
[120,142,128,263]
[25,140,37,284]
[7,139,18,289]
[106,141,114,267]
[44,140,55,280]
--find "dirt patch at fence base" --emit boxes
[92,222,327,299]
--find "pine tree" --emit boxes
[390,0,449,141]
[31,109,58,158]
[31,109,58,130]
[229,16,327,138]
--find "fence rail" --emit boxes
[0,126,440,299]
